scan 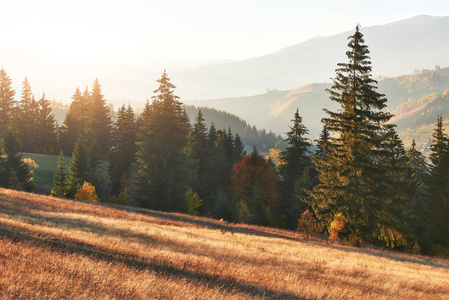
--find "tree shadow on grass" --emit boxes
[306,239,449,270]
[0,226,303,300]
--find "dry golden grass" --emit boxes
[1,188,448,299]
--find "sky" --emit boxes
[3,0,449,65]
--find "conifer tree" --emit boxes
[109,104,137,196]
[37,92,57,154]
[277,109,311,228]
[59,87,91,154]
[405,139,429,248]
[66,136,89,198]
[0,126,34,191]
[134,70,190,211]
[307,26,406,247]
[51,150,68,197]
[88,79,112,156]
[15,77,39,152]
[315,125,330,158]
[426,116,449,247]
[0,68,16,136]
[187,109,208,203]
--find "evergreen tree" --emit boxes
[405,139,429,249]
[426,116,449,247]
[37,92,57,154]
[134,70,190,211]
[315,124,330,158]
[232,133,246,162]
[59,87,91,154]
[307,26,406,247]
[15,77,39,152]
[66,136,89,198]
[277,109,311,228]
[0,68,16,136]
[88,79,112,156]
[51,150,68,197]
[109,104,137,196]
[0,126,34,191]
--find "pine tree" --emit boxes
[187,110,207,191]
[88,79,112,156]
[15,77,39,152]
[0,68,16,136]
[66,136,89,198]
[109,104,137,195]
[60,87,91,155]
[277,109,311,229]
[315,124,330,158]
[51,150,68,197]
[37,92,57,154]
[426,116,449,247]
[405,139,429,249]
[134,70,190,211]
[0,126,34,191]
[307,26,406,247]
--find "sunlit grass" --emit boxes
[1,188,448,299]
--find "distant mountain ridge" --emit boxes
[2,15,449,105]
[175,15,449,99]
[186,67,449,147]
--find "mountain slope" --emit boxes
[1,188,449,299]
[187,67,449,139]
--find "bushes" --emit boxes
[74,182,99,202]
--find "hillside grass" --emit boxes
[1,188,448,299]
[21,152,72,193]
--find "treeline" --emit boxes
[1,26,448,257]
[183,105,281,152]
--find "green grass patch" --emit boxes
[21,153,72,193]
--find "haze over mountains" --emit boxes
[2,15,449,105]
[4,14,449,151]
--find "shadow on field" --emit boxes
[0,225,302,300]
[307,240,449,270]
[117,205,302,241]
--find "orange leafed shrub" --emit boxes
[329,213,345,243]
[74,182,99,202]
[297,209,318,241]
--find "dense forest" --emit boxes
[0,26,448,257]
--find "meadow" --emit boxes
[0,188,448,299]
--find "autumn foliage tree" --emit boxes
[75,181,99,202]
[229,149,278,225]
[297,209,318,241]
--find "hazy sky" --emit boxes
[3,0,449,65]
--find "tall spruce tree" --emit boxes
[109,104,137,196]
[426,116,449,247]
[66,135,89,198]
[277,109,311,229]
[307,26,406,247]
[51,150,68,198]
[88,79,112,156]
[15,77,39,152]
[405,139,429,249]
[0,68,16,136]
[37,92,57,154]
[134,70,190,211]
[0,126,34,191]
[60,87,91,154]
[187,109,208,201]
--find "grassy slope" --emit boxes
[1,188,448,299]
[21,153,72,193]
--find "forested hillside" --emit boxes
[1,26,449,258]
